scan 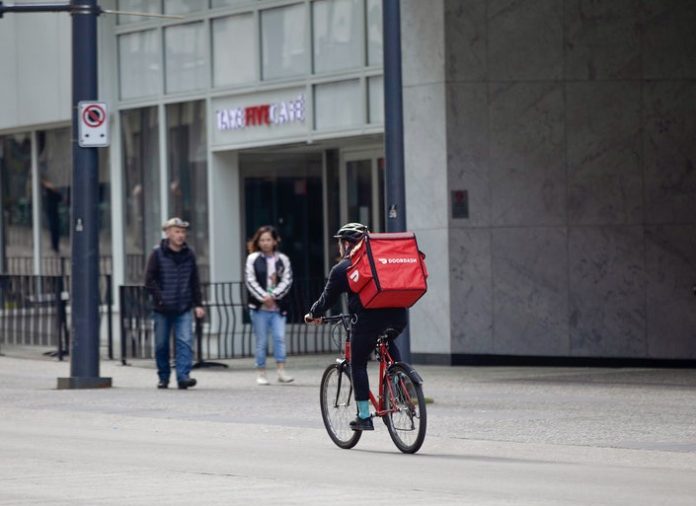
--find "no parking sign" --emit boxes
[78,101,109,147]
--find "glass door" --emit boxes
[341,150,385,232]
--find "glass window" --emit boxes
[212,0,255,7]
[212,14,256,87]
[167,101,209,281]
[377,157,385,232]
[117,0,161,25]
[121,107,161,283]
[313,0,362,73]
[165,22,207,94]
[98,147,113,276]
[368,75,383,124]
[37,128,72,271]
[0,133,33,272]
[346,159,373,229]
[119,30,161,99]
[367,0,383,66]
[164,0,206,14]
[261,4,307,80]
[314,79,361,130]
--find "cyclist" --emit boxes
[305,223,407,431]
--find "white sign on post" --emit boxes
[78,101,109,147]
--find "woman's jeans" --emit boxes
[153,310,193,383]
[250,309,287,368]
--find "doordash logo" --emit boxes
[349,271,360,282]
[377,257,417,264]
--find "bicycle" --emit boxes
[317,314,427,454]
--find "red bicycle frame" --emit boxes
[344,336,405,418]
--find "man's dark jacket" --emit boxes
[145,239,203,314]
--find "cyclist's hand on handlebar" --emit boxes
[304,313,322,325]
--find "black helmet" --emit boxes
[333,222,368,243]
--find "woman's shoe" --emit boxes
[257,371,270,385]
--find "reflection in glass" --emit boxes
[212,0,254,7]
[117,0,160,25]
[165,22,207,94]
[314,80,361,130]
[0,133,32,272]
[119,30,161,99]
[346,159,372,230]
[261,4,306,80]
[121,107,161,283]
[367,0,383,66]
[167,101,209,281]
[37,128,71,266]
[313,0,361,73]
[164,0,207,14]
[212,14,256,87]
[368,75,384,124]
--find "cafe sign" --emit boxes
[216,94,305,131]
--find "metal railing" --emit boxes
[119,278,339,364]
[0,275,69,359]
[4,255,113,276]
[0,274,113,360]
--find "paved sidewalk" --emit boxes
[0,350,695,505]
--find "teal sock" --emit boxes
[357,400,370,419]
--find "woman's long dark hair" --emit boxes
[247,225,281,254]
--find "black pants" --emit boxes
[350,327,402,401]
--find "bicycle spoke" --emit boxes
[320,364,361,449]
[383,365,427,454]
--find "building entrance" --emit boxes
[241,153,324,285]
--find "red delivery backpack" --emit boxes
[346,232,428,309]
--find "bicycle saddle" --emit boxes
[382,328,400,340]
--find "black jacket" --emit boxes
[144,239,203,314]
[309,258,407,334]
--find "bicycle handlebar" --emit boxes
[320,314,350,323]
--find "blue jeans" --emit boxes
[153,310,193,383]
[250,309,287,368]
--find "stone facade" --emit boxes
[405,0,696,362]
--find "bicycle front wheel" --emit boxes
[383,364,427,454]
[320,363,361,449]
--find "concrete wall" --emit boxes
[405,0,696,361]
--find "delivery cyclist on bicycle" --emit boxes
[305,223,407,431]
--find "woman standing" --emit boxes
[245,225,294,385]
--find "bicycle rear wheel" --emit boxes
[320,363,361,449]
[383,364,427,454]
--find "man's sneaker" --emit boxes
[177,377,197,390]
[277,369,294,383]
[257,371,270,386]
[157,381,169,389]
[349,416,374,431]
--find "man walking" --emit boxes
[145,217,205,389]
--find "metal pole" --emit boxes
[58,0,111,388]
[382,0,410,363]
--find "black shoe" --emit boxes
[157,381,169,389]
[349,416,374,431]
[177,377,197,390]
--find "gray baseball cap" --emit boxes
[162,217,190,231]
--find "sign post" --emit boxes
[58,0,112,389]
[383,0,411,362]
